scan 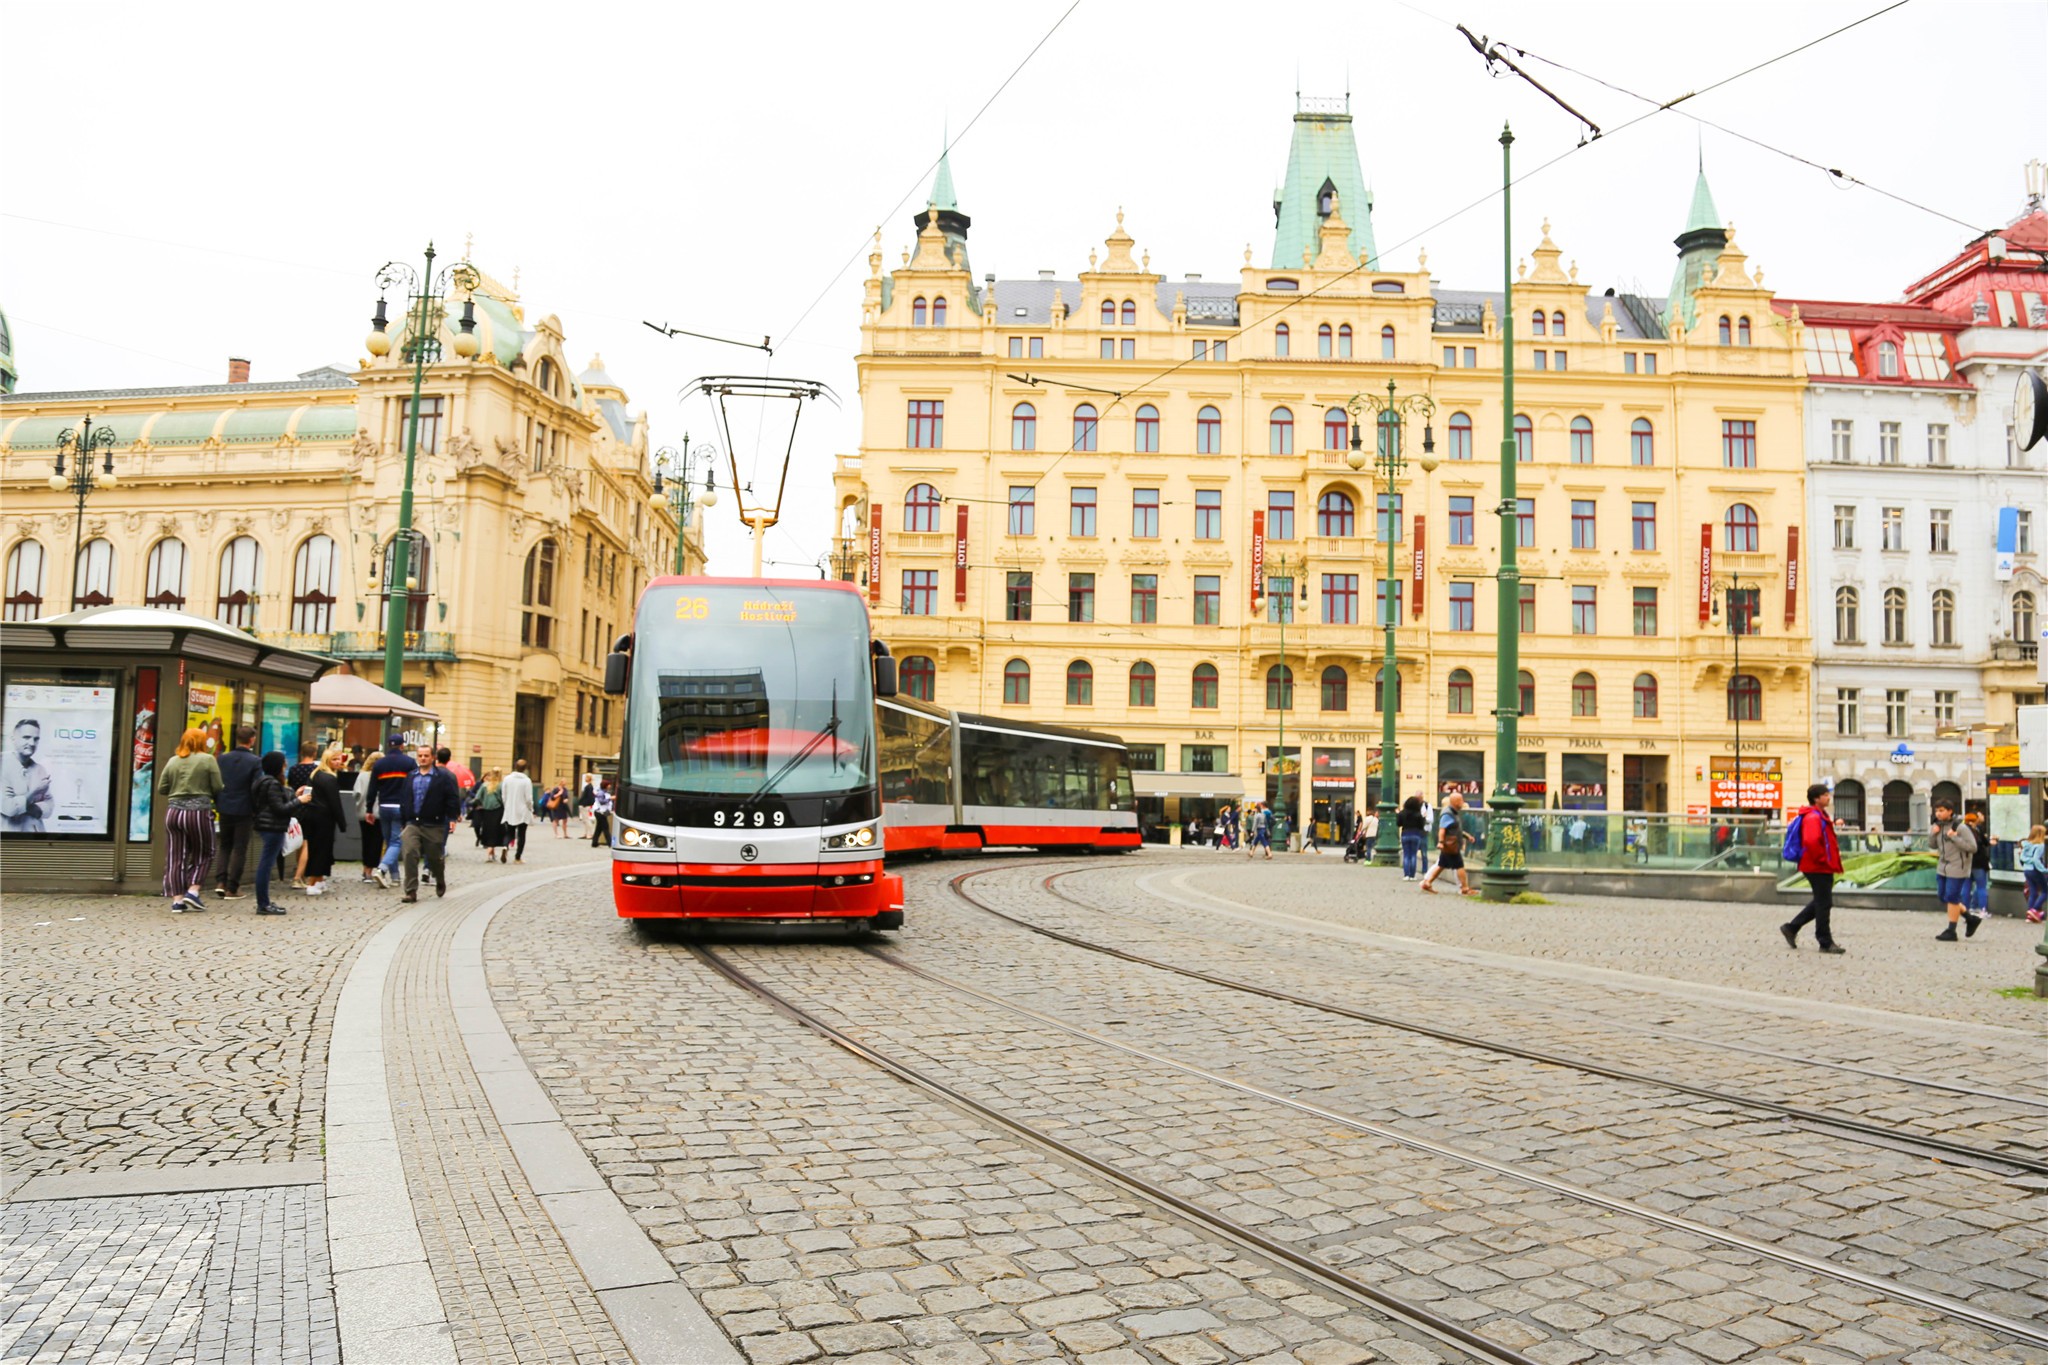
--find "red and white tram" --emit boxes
[604,577,1137,926]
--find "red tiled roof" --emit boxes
[1770,299,1960,328]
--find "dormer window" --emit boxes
[912,296,928,327]
[1318,179,1337,216]
[1878,341,1899,377]
[536,357,557,396]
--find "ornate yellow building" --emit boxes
[834,114,1812,838]
[0,264,702,782]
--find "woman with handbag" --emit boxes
[299,748,348,895]
[472,769,507,861]
[1418,792,1477,896]
[250,752,313,917]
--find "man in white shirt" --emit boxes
[500,759,536,864]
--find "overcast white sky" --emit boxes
[4,0,2041,575]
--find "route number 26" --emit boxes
[714,810,785,827]
[673,596,710,620]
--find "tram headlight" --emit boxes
[617,823,673,852]
[821,823,879,852]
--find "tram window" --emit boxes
[879,706,951,805]
[960,726,1123,811]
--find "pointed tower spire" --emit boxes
[930,137,958,212]
[1667,158,1728,334]
[908,138,972,279]
[1271,97,1377,269]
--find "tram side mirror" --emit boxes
[871,640,897,698]
[603,633,633,695]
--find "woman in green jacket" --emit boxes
[158,727,224,912]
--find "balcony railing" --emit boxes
[329,630,460,661]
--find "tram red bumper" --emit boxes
[613,859,901,921]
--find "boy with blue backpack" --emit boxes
[1779,783,1845,954]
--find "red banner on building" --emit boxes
[1698,523,1714,624]
[954,503,969,604]
[1250,510,1266,609]
[1410,515,1426,617]
[867,504,882,606]
[1783,526,1799,625]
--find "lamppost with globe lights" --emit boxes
[1347,380,1437,866]
[364,242,480,693]
[1252,557,1310,850]
[50,415,118,610]
[649,436,719,575]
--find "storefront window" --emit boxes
[1560,753,1607,810]
[1437,752,1484,806]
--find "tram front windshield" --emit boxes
[625,585,876,801]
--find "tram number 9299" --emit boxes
[714,809,786,828]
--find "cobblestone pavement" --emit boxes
[486,880,1467,1365]
[0,1185,333,1365]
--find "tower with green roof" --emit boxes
[1666,161,1727,335]
[912,145,972,279]
[1271,97,1377,270]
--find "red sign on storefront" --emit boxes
[1784,526,1799,625]
[1698,523,1714,624]
[1411,515,1426,618]
[867,504,882,606]
[1250,510,1266,609]
[954,503,969,604]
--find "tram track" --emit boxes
[948,863,2048,1179]
[687,930,2048,1358]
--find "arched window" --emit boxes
[1878,341,1899,377]
[1324,408,1348,451]
[1191,663,1219,709]
[1318,323,1334,358]
[1448,412,1473,461]
[1134,405,1160,453]
[72,538,116,609]
[913,297,929,327]
[1931,779,1963,814]
[1129,661,1156,707]
[1121,299,1136,327]
[521,538,557,648]
[144,538,188,610]
[931,296,947,327]
[1373,666,1401,714]
[1380,324,1395,359]
[1513,413,1533,461]
[1727,673,1762,721]
[216,536,264,630]
[1338,323,1353,358]
[1633,672,1659,718]
[1883,587,1908,644]
[904,483,942,532]
[1551,310,1566,336]
[536,357,558,396]
[1073,404,1099,452]
[4,540,46,621]
[1569,416,1594,464]
[1274,323,1290,357]
[1100,299,1116,327]
[900,655,936,701]
[1196,405,1223,454]
[1835,586,1860,644]
[1736,315,1751,345]
[1881,779,1912,832]
[1269,407,1294,455]
[2012,590,2036,643]
[1931,589,1955,646]
[1266,664,1294,711]
[1447,668,1474,715]
[1518,670,1536,717]
[1630,417,1655,466]
[1317,491,1355,537]
[1320,665,1348,712]
[1834,778,1865,829]
[1011,402,1037,451]
[1066,659,1093,705]
[1718,315,1733,345]
[1003,659,1030,704]
[1723,503,1760,553]
[1531,310,1547,337]
[290,534,338,633]
[1571,671,1598,717]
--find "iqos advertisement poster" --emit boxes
[2,681,119,838]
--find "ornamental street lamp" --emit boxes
[52,415,118,608]
[1253,556,1310,850]
[1482,124,1529,901]
[649,434,719,575]
[1348,380,1437,866]
[365,242,480,693]
[1709,571,1760,815]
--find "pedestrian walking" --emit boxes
[1396,796,1427,880]
[367,735,418,888]
[159,727,222,913]
[1247,803,1273,859]
[588,776,615,847]
[285,740,321,886]
[1778,783,1845,953]
[1419,793,1476,895]
[1931,797,1978,940]
[249,752,312,917]
[501,759,535,864]
[575,773,596,838]
[2019,823,2047,923]
[300,749,348,896]
[401,746,463,902]
[543,776,572,837]
[211,726,262,900]
[1964,811,1994,924]
[470,769,506,861]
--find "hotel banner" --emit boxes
[1250,511,1266,609]
[954,503,969,604]
[867,504,882,607]
[1784,526,1799,625]
[1698,523,1714,624]
[1410,515,1426,618]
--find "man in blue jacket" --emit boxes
[401,745,463,902]
[212,726,262,899]
[367,734,417,888]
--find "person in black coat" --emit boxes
[249,751,311,917]
[402,745,464,901]
[212,726,263,899]
[299,748,348,895]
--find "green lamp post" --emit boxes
[650,435,719,575]
[1482,124,1529,901]
[364,243,480,694]
[1348,380,1437,866]
[51,415,119,608]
